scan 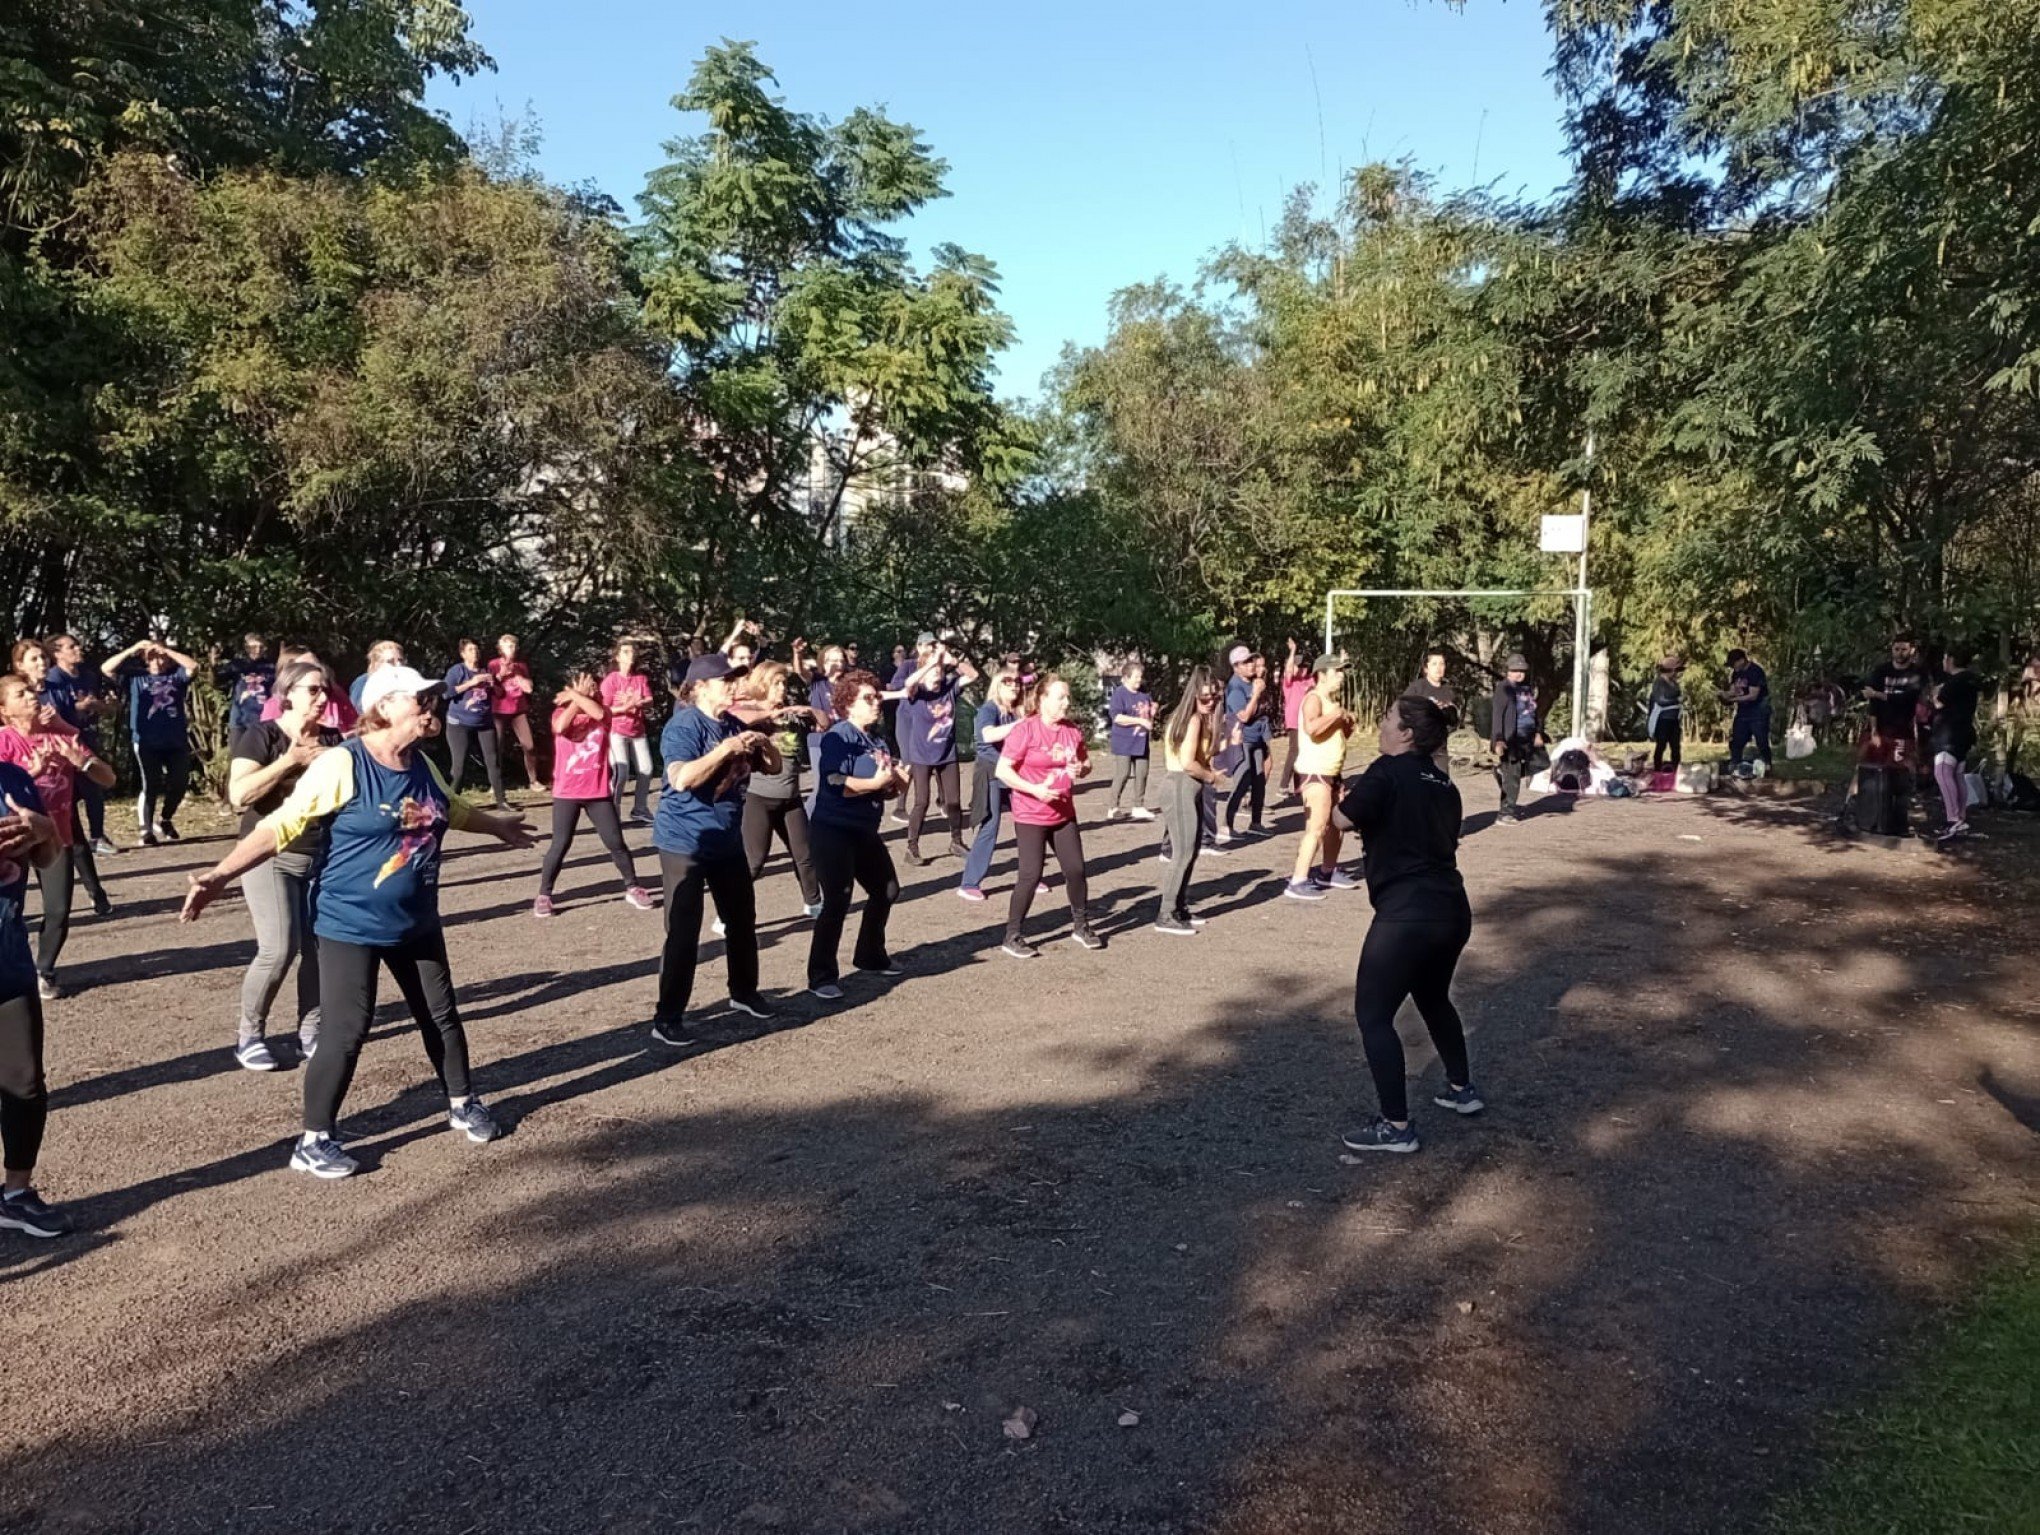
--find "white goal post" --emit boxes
[1321,585,1593,731]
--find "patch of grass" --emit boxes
[1769,1252,2040,1535]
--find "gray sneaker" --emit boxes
[289,1135,359,1180]
[448,1097,503,1144]
[234,1037,280,1072]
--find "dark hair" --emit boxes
[1892,631,1917,646]
[1946,643,1975,668]
[1394,695,1448,756]
[1726,648,1748,665]
[831,668,884,719]
[1165,666,1217,756]
[273,658,331,707]
[667,658,691,691]
[1424,647,1447,663]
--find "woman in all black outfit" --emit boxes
[1336,695,1483,1154]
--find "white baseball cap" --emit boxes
[358,664,444,717]
[1227,645,1252,666]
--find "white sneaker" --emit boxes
[803,900,824,918]
[1129,807,1156,821]
[1214,827,1233,845]
[711,918,727,937]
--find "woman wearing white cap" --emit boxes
[1220,646,1271,841]
[181,665,536,1179]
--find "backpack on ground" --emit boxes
[1845,763,1910,836]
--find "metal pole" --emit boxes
[1575,432,1594,737]
[1323,590,1336,659]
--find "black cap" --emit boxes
[683,653,749,687]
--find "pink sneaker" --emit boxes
[957,886,987,902]
[624,885,656,911]
[531,895,555,919]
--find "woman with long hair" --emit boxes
[1153,669,1226,936]
[1286,653,1359,901]
[958,667,1024,901]
[0,764,65,1235]
[182,667,536,1178]
[729,660,824,917]
[13,642,110,918]
[532,672,654,918]
[488,633,544,788]
[0,674,116,1000]
[1336,696,1481,1153]
[226,658,342,1069]
[443,637,508,808]
[995,675,1102,958]
[806,669,909,998]
[601,639,658,822]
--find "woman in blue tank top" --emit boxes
[182,667,536,1180]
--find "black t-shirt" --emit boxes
[1402,677,1459,732]
[1931,670,1982,756]
[231,721,343,842]
[1867,660,1926,736]
[1338,752,1469,923]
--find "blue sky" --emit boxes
[429,0,1575,401]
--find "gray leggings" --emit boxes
[1156,771,1204,919]
[238,852,320,1046]
[1110,753,1150,810]
[446,722,504,804]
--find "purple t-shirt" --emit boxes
[892,662,962,767]
[1108,685,1155,758]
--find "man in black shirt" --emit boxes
[1488,654,1545,825]
[1721,649,1773,773]
[1863,633,1928,761]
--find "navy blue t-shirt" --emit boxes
[1225,675,1270,744]
[811,721,891,834]
[223,657,275,732]
[41,665,99,746]
[973,700,1015,763]
[1733,662,1770,716]
[656,707,749,858]
[127,669,190,751]
[893,663,963,766]
[0,763,46,1002]
[443,663,492,728]
[1108,685,1154,758]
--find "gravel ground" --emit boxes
[3,773,2037,1535]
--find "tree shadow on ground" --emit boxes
[6,821,2037,1535]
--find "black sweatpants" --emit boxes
[1495,741,1547,812]
[447,722,505,804]
[742,793,820,904]
[1225,740,1269,831]
[1651,717,1683,770]
[1005,820,1089,942]
[1353,911,1474,1123]
[807,821,899,985]
[134,744,190,829]
[0,991,47,1173]
[656,849,757,1023]
[33,854,73,979]
[303,928,471,1135]
[538,797,638,897]
[907,761,964,849]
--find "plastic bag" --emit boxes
[1785,722,1817,759]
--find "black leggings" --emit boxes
[538,797,638,897]
[33,853,75,978]
[742,794,820,904]
[134,744,190,828]
[1353,913,1473,1123]
[1004,820,1089,941]
[0,991,47,1173]
[807,821,899,985]
[447,722,505,804]
[907,761,963,847]
[1651,716,1683,770]
[303,929,471,1135]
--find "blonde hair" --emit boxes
[740,659,791,702]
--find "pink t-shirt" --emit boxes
[261,693,357,731]
[598,670,652,739]
[488,658,533,716]
[549,704,612,800]
[0,727,79,847]
[1282,674,1314,730]
[1002,714,1088,827]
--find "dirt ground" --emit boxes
[3,771,2037,1535]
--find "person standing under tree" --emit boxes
[531,672,655,918]
[102,636,202,844]
[13,643,110,918]
[222,633,276,736]
[1277,639,1315,798]
[1488,654,1546,826]
[600,640,658,823]
[1220,646,1271,841]
[1105,658,1157,820]
[1153,668,1226,936]
[0,673,116,999]
[0,766,67,1236]
[997,676,1103,958]
[1286,654,1359,900]
[488,634,544,789]
[1721,648,1774,774]
[41,635,117,857]
[806,670,909,998]
[892,633,978,865]
[958,668,1024,901]
[1928,645,1982,843]
[443,638,507,808]
[1646,653,1685,772]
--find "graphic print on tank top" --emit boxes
[375,791,445,887]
